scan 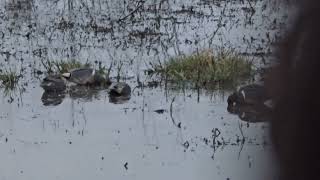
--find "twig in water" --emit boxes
[169,96,180,128]
[107,62,113,78]
[238,139,245,159]
[238,119,245,139]
[211,128,221,150]
[236,119,246,159]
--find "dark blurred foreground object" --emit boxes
[266,1,320,179]
[227,84,272,122]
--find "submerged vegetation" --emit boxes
[150,49,253,88]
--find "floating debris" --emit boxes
[183,141,190,149]
[154,109,166,114]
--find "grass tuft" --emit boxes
[151,49,253,88]
[54,59,91,73]
[41,59,91,73]
[0,69,21,90]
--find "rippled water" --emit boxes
[0,0,290,179]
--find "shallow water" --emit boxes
[0,0,290,179]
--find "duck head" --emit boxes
[227,91,247,114]
[227,92,239,107]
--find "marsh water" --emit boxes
[0,0,290,179]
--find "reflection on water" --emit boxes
[109,94,131,104]
[227,103,270,123]
[41,91,65,106]
[41,85,131,106]
[0,0,291,179]
[68,86,102,100]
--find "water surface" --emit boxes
[0,0,289,179]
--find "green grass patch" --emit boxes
[54,59,91,73]
[151,49,253,88]
[41,59,91,73]
[0,69,21,90]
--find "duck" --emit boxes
[108,82,131,104]
[40,74,66,92]
[108,82,131,97]
[227,84,273,122]
[227,84,270,107]
[40,68,132,104]
[62,68,111,86]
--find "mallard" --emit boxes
[40,74,66,92]
[227,84,272,122]
[108,82,131,97]
[227,84,270,107]
[62,68,110,86]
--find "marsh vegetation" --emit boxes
[40,59,90,73]
[149,49,253,89]
[0,0,291,179]
[39,58,111,78]
[0,69,21,90]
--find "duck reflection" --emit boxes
[41,91,65,106]
[227,103,270,123]
[68,86,101,101]
[109,94,131,104]
[40,74,131,106]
